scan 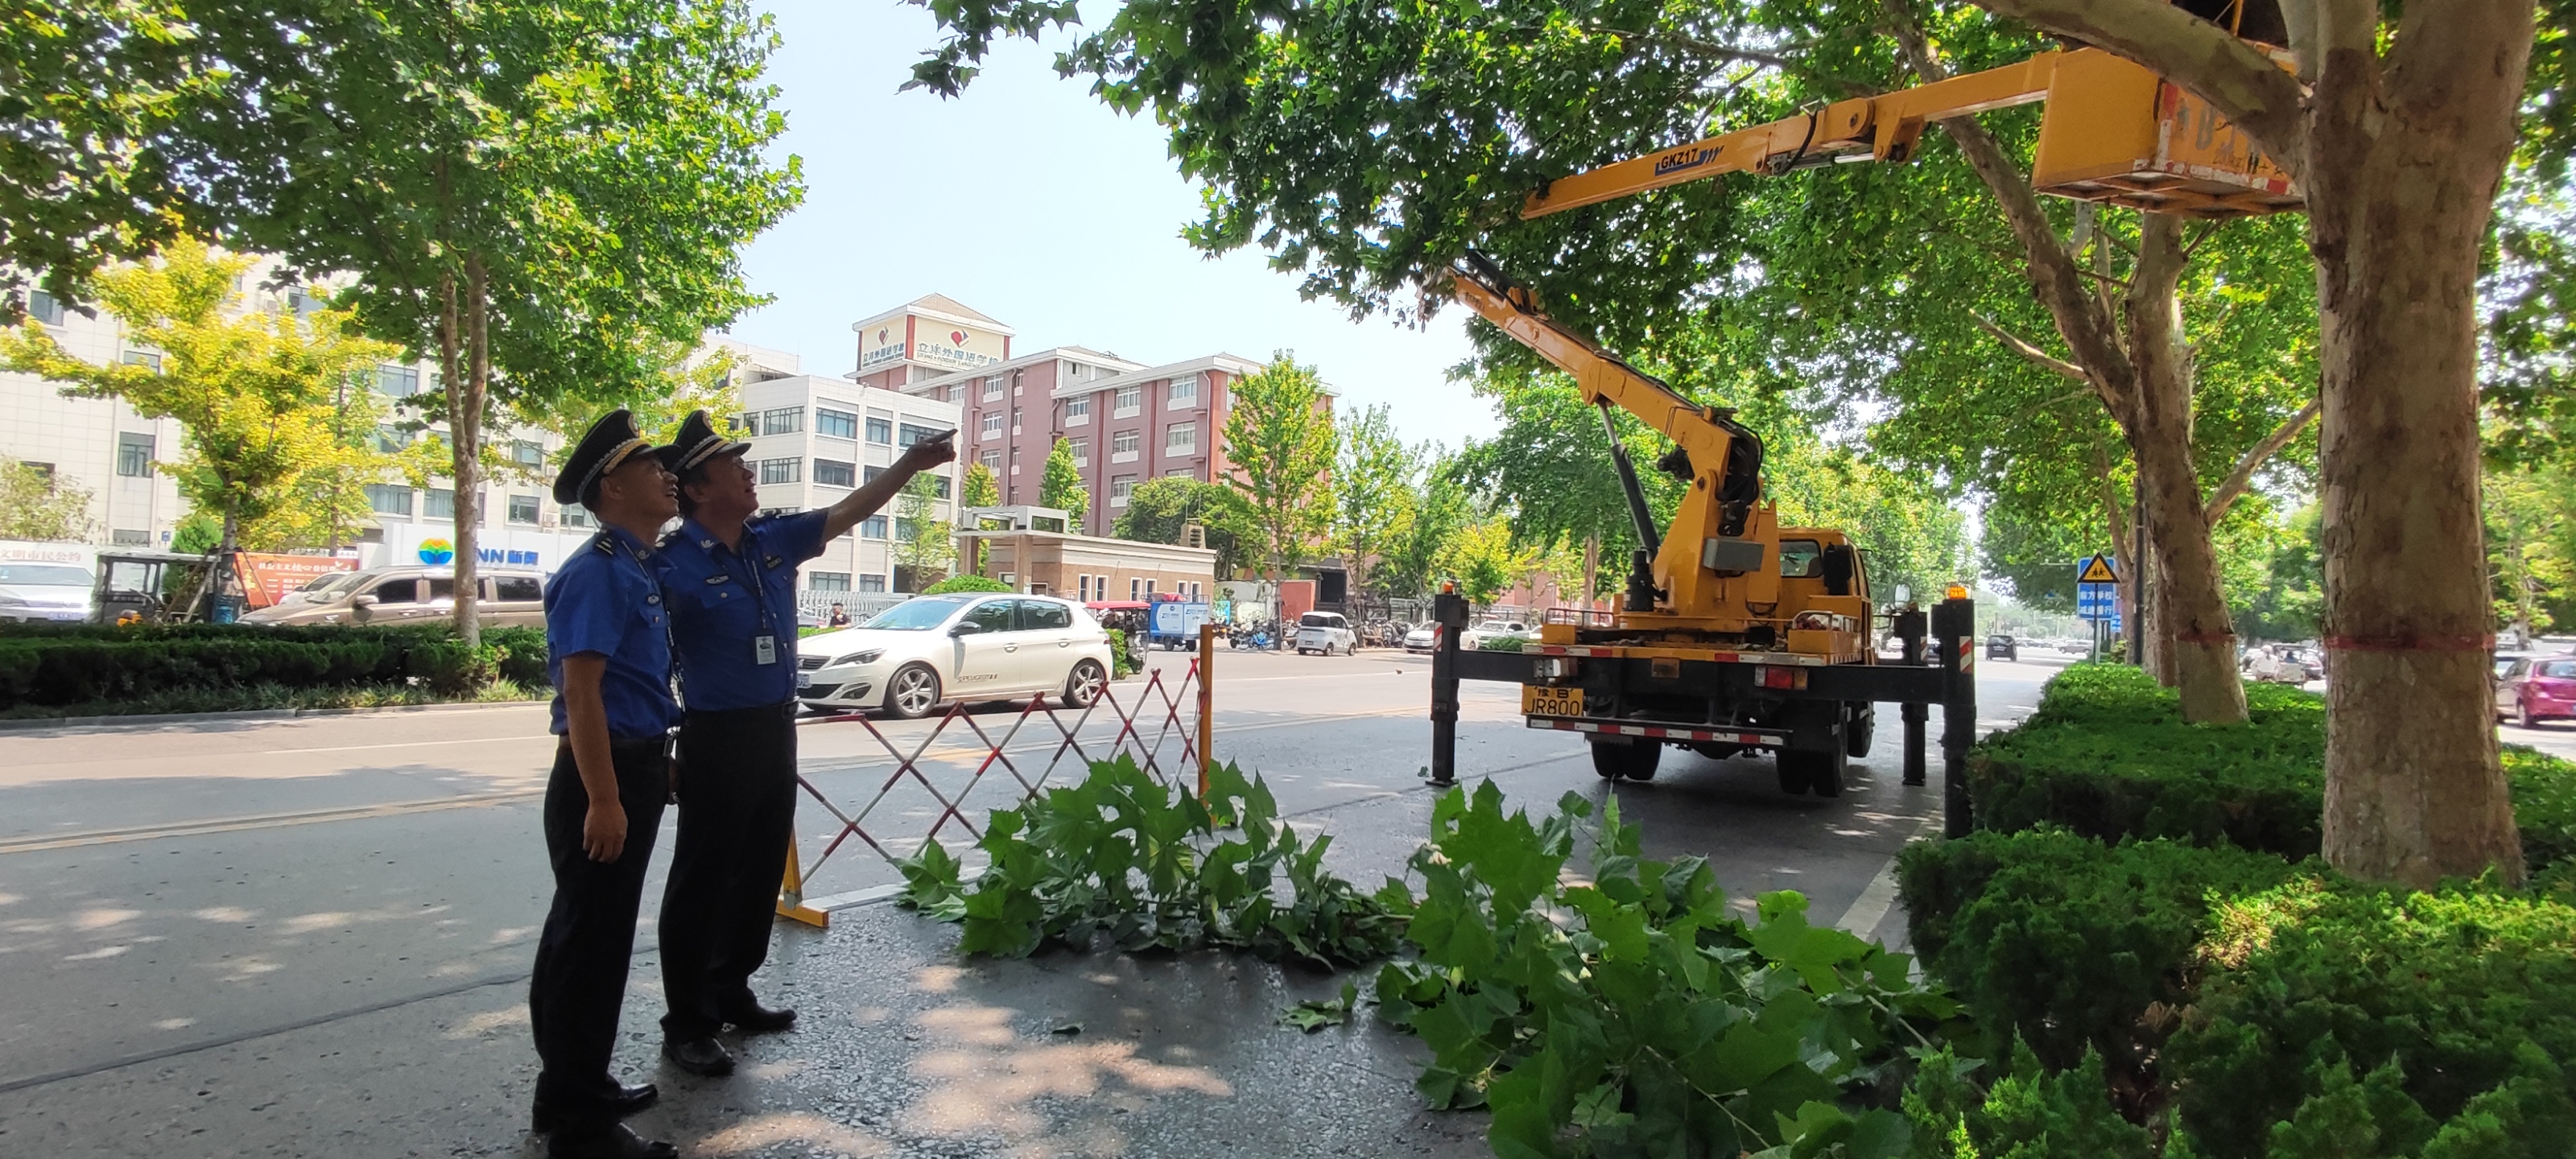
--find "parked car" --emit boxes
[1404,625,1439,653]
[0,559,96,624]
[796,593,1113,719]
[239,565,547,627]
[2496,654,2576,728]
[2244,645,2322,684]
[1294,611,1356,655]
[1985,633,2018,661]
[1458,619,1534,651]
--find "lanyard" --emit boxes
[730,530,778,639]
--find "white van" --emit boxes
[0,541,98,624]
[1294,611,1356,656]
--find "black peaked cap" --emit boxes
[553,409,660,506]
[656,409,753,476]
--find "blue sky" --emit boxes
[724,0,1493,449]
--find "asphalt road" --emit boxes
[6,650,2560,1126]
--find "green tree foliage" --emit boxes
[0,0,217,309]
[960,460,1001,509]
[174,0,802,641]
[0,462,94,542]
[2488,457,2576,635]
[1114,476,1251,575]
[1379,456,1471,602]
[1331,403,1414,608]
[1038,436,1088,526]
[892,472,953,589]
[1218,353,1335,588]
[0,237,396,564]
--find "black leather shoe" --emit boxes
[663,1036,735,1077]
[530,1083,658,1133]
[722,1001,798,1034]
[546,1123,677,1159]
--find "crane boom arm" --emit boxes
[1523,52,2065,219]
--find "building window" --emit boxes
[894,516,918,541]
[112,528,152,546]
[931,474,952,498]
[373,424,412,453]
[562,505,594,528]
[511,439,543,466]
[1009,447,1022,475]
[1009,407,1022,434]
[817,408,859,439]
[757,406,803,435]
[1069,437,1089,467]
[1165,422,1195,452]
[947,384,964,403]
[507,494,541,524]
[1129,576,1142,600]
[861,514,888,538]
[1169,373,1199,406]
[1110,474,1136,508]
[1065,396,1090,425]
[899,423,946,448]
[982,376,1005,401]
[426,488,456,518]
[1113,385,1142,415]
[726,413,751,433]
[121,350,161,372]
[287,289,325,317]
[808,571,852,592]
[27,291,67,326]
[814,459,857,488]
[377,364,419,397]
[365,484,413,516]
[858,573,887,592]
[1078,575,1091,602]
[1110,430,1141,461]
[18,461,52,480]
[758,457,802,485]
[116,431,155,476]
[979,449,1001,473]
[864,415,892,443]
[862,464,886,485]
[980,413,1004,439]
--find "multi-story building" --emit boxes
[4,287,226,549]
[852,295,1311,538]
[723,341,961,609]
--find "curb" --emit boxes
[0,699,545,732]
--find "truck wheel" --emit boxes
[1589,736,1658,781]
[1845,704,1876,759]
[1810,743,1846,798]
[1776,751,1810,795]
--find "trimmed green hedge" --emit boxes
[1967,663,2326,856]
[2169,881,2576,1158]
[1896,664,2576,1156]
[0,624,549,707]
[921,574,1012,594]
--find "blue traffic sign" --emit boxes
[2077,580,2117,620]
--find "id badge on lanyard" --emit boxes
[746,549,779,666]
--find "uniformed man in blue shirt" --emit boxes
[651,410,954,1077]
[528,410,683,1159]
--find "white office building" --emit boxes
[723,342,962,615]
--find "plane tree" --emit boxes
[905,0,2548,885]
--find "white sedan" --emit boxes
[1403,625,1438,653]
[797,593,1113,719]
[1459,619,1534,651]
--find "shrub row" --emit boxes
[1900,664,2576,1157]
[0,624,548,707]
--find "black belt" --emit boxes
[682,703,797,722]
[559,735,674,753]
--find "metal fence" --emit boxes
[778,647,1210,922]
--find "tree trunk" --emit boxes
[2124,216,2244,717]
[451,254,488,648]
[2309,26,2528,887]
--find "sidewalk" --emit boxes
[0,726,1938,1157]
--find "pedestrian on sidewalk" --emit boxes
[530,410,683,1159]
[651,410,956,1078]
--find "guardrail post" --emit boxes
[1894,606,1928,786]
[1197,621,1216,797]
[1931,596,1975,837]
[1428,589,1468,788]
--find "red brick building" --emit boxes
[848,295,1283,536]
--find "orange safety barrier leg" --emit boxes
[774,836,828,928]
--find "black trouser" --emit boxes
[658,703,798,1039]
[530,736,669,1126]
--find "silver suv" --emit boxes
[242,566,547,627]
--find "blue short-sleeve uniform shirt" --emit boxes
[544,525,680,739]
[658,509,830,711]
